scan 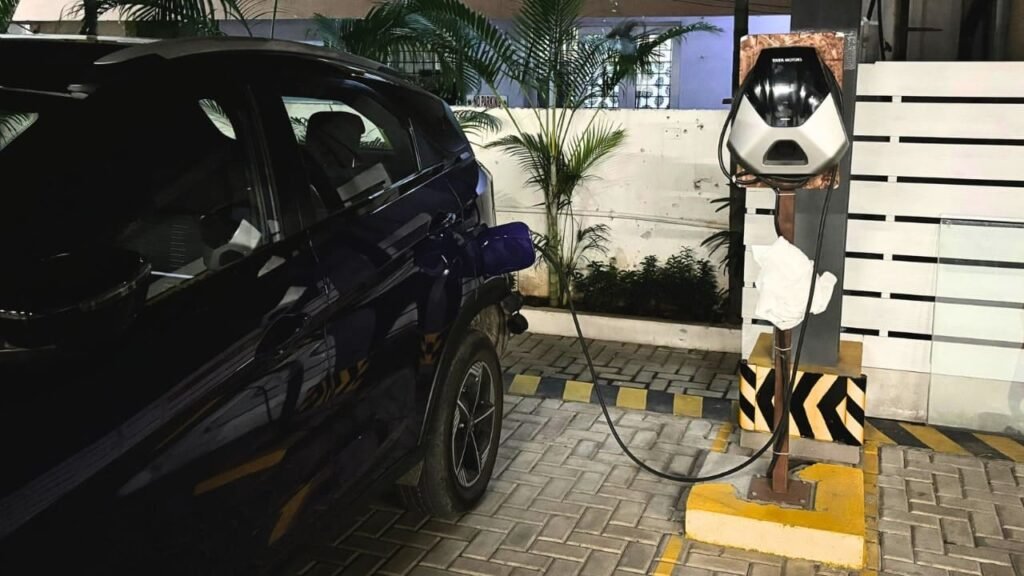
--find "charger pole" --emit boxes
[771,192,795,494]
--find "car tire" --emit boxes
[401,329,503,518]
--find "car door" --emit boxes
[0,67,332,574]
[248,63,469,513]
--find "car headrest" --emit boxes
[305,111,366,168]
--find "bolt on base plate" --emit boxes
[748,476,814,510]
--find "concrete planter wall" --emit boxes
[522,306,741,354]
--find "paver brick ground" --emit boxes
[285,396,853,575]
[874,445,1024,576]
[283,336,1024,575]
[501,333,742,400]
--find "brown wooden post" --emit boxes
[771,191,796,494]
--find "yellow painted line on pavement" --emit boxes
[194,449,286,495]
[563,380,593,403]
[509,374,541,396]
[899,423,969,455]
[976,433,1024,463]
[616,388,648,411]
[673,394,703,418]
[711,422,733,453]
[653,534,685,575]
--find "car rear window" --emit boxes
[0,85,263,298]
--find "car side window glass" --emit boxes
[280,90,417,220]
[116,95,265,300]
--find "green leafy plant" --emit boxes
[312,1,480,104]
[1,0,18,31]
[68,0,270,37]
[701,195,741,272]
[405,0,717,306]
[572,248,725,323]
[453,109,503,138]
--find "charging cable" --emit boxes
[558,167,834,482]
[556,70,844,481]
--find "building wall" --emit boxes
[229,14,791,111]
[13,0,789,22]
[472,108,732,297]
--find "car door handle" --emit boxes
[256,313,310,360]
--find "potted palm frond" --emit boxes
[405,0,718,306]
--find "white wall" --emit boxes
[470,108,731,298]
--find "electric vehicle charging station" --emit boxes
[726,39,850,502]
[555,10,869,564]
[681,30,867,567]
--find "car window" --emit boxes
[285,99,388,149]
[0,86,265,301]
[276,83,418,220]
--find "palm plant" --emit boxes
[701,195,740,272]
[68,0,270,37]
[409,0,717,305]
[1,0,18,31]
[452,109,503,138]
[311,2,480,104]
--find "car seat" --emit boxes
[304,111,366,197]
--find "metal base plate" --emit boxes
[748,477,814,510]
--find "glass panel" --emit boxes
[930,215,1024,432]
[283,97,389,149]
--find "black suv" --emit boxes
[0,36,532,574]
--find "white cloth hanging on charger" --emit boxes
[751,236,837,330]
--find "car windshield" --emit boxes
[0,84,250,270]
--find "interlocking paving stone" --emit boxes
[529,539,590,562]
[288,387,1024,576]
[490,549,551,572]
[564,530,628,554]
[419,539,469,569]
[463,530,505,560]
[501,333,740,400]
[875,445,1024,576]
[448,556,512,576]
[616,541,657,573]
[378,547,427,576]
[502,523,541,552]
[578,549,618,576]
[684,552,751,574]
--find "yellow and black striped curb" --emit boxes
[739,362,866,446]
[503,374,1024,464]
[503,373,738,422]
[867,418,1024,464]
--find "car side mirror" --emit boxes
[475,222,536,277]
[0,248,151,349]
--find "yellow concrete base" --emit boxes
[685,463,864,568]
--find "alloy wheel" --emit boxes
[451,360,496,488]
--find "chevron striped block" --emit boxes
[738,361,867,446]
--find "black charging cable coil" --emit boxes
[555,70,844,481]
